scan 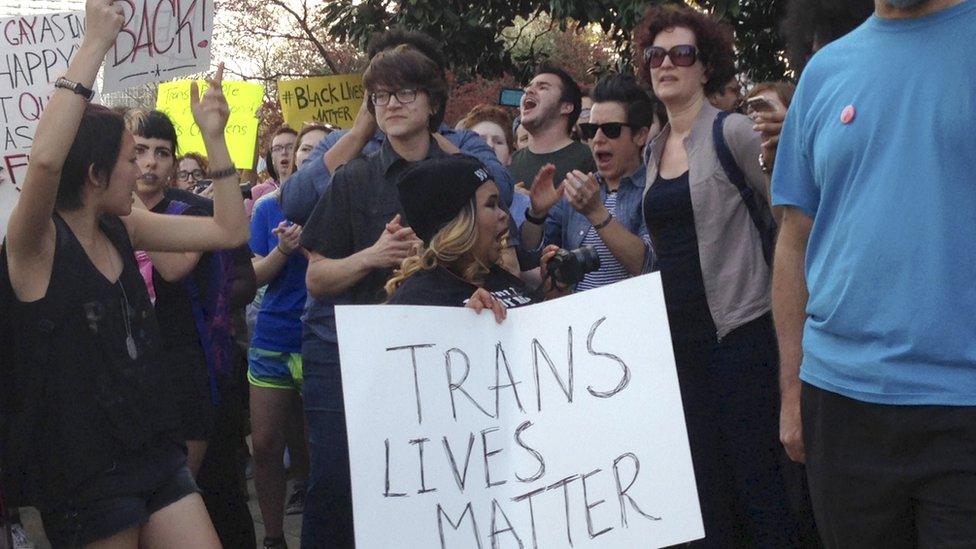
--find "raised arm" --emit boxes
[123,65,249,252]
[280,132,338,224]
[323,100,377,174]
[5,0,123,263]
[519,164,561,251]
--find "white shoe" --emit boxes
[10,523,35,549]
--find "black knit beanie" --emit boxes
[397,154,492,243]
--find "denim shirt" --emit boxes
[538,164,654,274]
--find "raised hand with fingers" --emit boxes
[191,63,230,141]
[84,0,126,53]
[465,288,507,324]
[563,170,603,219]
[527,164,562,220]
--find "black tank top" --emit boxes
[643,171,717,343]
[6,214,179,509]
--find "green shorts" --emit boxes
[247,347,303,390]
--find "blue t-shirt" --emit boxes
[249,195,309,353]
[771,1,976,405]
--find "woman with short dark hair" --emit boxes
[635,4,797,546]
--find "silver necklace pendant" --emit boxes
[126,334,138,360]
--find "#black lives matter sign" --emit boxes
[335,274,704,548]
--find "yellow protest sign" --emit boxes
[156,80,265,169]
[278,74,365,130]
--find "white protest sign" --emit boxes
[102,0,213,93]
[0,11,86,238]
[336,274,704,549]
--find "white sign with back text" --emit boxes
[102,0,213,93]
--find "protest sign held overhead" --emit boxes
[103,0,213,93]
[278,74,365,130]
[0,11,86,238]
[156,79,264,169]
[335,275,704,549]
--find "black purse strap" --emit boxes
[712,110,776,265]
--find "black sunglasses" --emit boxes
[578,122,636,140]
[643,44,698,69]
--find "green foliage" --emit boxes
[723,0,789,84]
[321,0,789,84]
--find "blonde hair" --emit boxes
[384,200,492,297]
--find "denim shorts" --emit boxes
[42,443,199,547]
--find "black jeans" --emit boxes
[196,347,256,549]
[803,383,976,548]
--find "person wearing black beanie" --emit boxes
[386,155,560,320]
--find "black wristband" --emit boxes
[54,77,95,101]
[209,166,237,180]
[592,211,613,231]
[524,207,547,225]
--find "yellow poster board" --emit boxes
[156,80,265,169]
[278,74,365,130]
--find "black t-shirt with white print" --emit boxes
[387,265,540,309]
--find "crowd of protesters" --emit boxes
[2,0,974,547]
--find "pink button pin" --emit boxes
[840,105,856,124]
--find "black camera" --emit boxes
[548,245,601,287]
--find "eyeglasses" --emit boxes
[643,45,698,69]
[270,144,293,154]
[370,88,422,106]
[578,122,637,140]
[177,169,205,180]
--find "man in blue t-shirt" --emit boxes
[771,0,976,545]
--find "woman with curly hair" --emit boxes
[176,152,209,192]
[635,4,797,546]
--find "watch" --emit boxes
[54,77,95,102]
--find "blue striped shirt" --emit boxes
[576,191,639,291]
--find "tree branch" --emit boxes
[268,0,339,74]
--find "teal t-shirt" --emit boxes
[771,1,976,405]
